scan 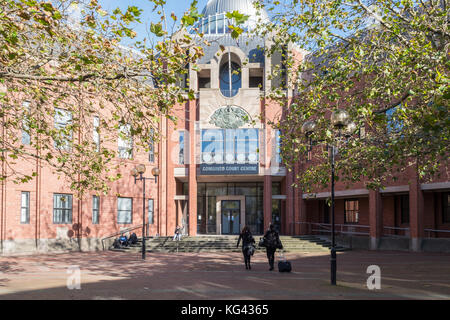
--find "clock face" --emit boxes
[220,62,241,97]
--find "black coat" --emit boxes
[237,231,255,249]
[264,229,282,249]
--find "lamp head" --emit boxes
[151,167,160,177]
[301,120,316,136]
[344,122,357,137]
[131,167,139,177]
[136,164,146,174]
[331,109,350,129]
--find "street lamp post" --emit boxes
[302,110,355,286]
[131,164,160,260]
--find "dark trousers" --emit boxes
[242,248,251,267]
[266,247,276,269]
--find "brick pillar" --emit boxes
[188,100,197,236]
[285,169,294,235]
[369,189,383,250]
[263,119,272,233]
[166,120,176,237]
[264,175,272,233]
[409,168,424,252]
[159,117,168,236]
[293,163,308,235]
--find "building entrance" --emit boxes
[221,200,240,234]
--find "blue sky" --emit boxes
[98,0,209,45]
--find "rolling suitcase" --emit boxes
[278,250,292,272]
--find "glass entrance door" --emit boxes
[221,200,240,234]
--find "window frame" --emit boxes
[149,129,155,163]
[118,124,133,159]
[54,108,73,151]
[53,193,73,224]
[179,130,185,165]
[201,128,259,164]
[93,116,100,152]
[400,194,410,224]
[92,195,100,224]
[443,192,450,224]
[344,199,359,224]
[21,101,31,145]
[117,197,133,224]
[20,191,30,224]
[148,199,154,225]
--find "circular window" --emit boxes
[220,61,241,97]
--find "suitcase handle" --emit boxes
[278,249,286,262]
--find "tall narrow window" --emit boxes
[93,116,100,152]
[117,197,132,224]
[179,131,185,164]
[118,124,133,159]
[148,199,154,224]
[20,191,30,224]
[149,129,155,163]
[386,105,404,135]
[400,195,409,224]
[443,192,450,224]
[275,129,282,164]
[92,195,100,224]
[53,194,73,224]
[54,108,72,151]
[22,101,31,145]
[344,200,359,224]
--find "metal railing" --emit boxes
[101,223,148,250]
[424,228,450,238]
[292,222,450,240]
[295,222,371,236]
[383,226,410,238]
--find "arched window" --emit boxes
[219,61,241,97]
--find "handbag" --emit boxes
[258,237,266,247]
[276,236,283,249]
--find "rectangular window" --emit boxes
[201,129,259,164]
[22,101,31,145]
[344,200,359,224]
[386,105,404,135]
[117,197,132,224]
[179,131,185,164]
[275,129,282,163]
[54,108,72,151]
[92,195,100,224]
[148,199,154,224]
[53,194,73,224]
[118,124,133,159]
[149,129,155,163]
[93,116,100,152]
[400,195,409,224]
[20,191,30,224]
[443,192,450,224]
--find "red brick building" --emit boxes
[0,0,448,255]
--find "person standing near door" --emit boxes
[236,226,255,270]
[263,223,283,271]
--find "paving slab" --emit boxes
[0,250,449,300]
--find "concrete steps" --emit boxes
[109,235,350,253]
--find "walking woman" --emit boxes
[236,226,255,270]
[263,223,282,271]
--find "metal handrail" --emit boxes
[295,222,371,236]
[425,228,450,238]
[101,223,148,250]
[382,226,410,238]
[384,226,410,230]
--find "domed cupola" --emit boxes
[197,0,269,35]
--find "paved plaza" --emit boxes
[0,249,449,300]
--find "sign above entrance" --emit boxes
[200,163,258,175]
